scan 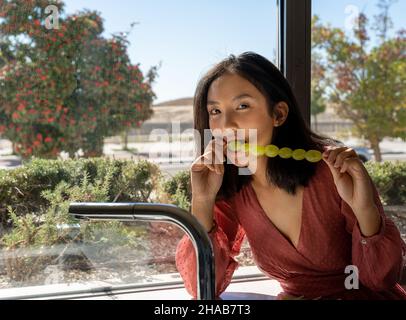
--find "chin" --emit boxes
[226,156,250,168]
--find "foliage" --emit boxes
[0,157,160,282]
[0,0,158,158]
[0,157,162,227]
[365,161,406,205]
[311,31,327,131]
[162,170,191,212]
[312,0,406,161]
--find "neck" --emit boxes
[250,156,273,189]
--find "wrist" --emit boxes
[351,202,379,214]
[191,197,215,232]
[192,194,217,203]
[351,203,379,217]
[352,204,382,237]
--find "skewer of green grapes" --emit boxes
[227,141,323,163]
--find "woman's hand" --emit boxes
[323,145,382,237]
[322,146,375,213]
[190,138,226,201]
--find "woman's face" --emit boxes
[207,72,277,167]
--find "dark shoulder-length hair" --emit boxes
[193,52,337,200]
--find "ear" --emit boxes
[273,101,289,127]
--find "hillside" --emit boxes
[153,97,193,107]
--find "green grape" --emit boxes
[227,141,240,152]
[243,143,251,153]
[246,143,323,162]
[305,150,322,163]
[292,149,306,161]
[265,144,279,157]
[279,147,293,159]
[250,145,265,156]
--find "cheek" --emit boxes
[257,127,274,145]
[208,118,220,131]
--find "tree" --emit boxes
[311,30,327,132]
[312,0,405,162]
[0,0,157,159]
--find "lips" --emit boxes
[224,141,241,154]
[224,138,247,148]
[223,137,246,144]
[223,139,250,167]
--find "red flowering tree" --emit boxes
[0,0,156,159]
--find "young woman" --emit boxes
[175,52,406,300]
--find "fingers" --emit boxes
[190,158,208,172]
[323,146,366,181]
[334,148,357,168]
[209,139,225,174]
[191,151,216,173]
[191,139,225,174]
[209,149,225,174]
[340,157,358,173]
[323,146,358,168]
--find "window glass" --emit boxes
[0,0,278,295]
[311,0,406,163]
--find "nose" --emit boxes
[222,113,240,138]
[223,110,237,126]
[211,113,244,143]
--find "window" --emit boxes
[0,0,279,298]
[311,0,406,163]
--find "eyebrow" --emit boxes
[207,93,254,106]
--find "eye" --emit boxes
[208,108,221,116]
[237,103,250,110]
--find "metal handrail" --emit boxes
[68,202,216,300]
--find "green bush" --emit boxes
[365,161,406,205]
[0,157,162,225]
[0,157,161,282]
[162,170,191,211]
[0,157,162,248]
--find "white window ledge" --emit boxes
[0,265,283,300]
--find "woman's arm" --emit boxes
[341,184,406,291]
[323,146,406,290]
[190,197,216,232]
[175,199,245,299]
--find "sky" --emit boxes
[63,0,406,104]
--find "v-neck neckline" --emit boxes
[247,181,307,253]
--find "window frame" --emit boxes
[0,0,313,300]
[277,0,312,126]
